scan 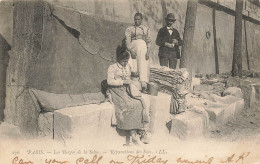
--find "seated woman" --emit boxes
[107,48,149,145]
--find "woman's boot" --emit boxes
[138,130,150,144]
[130,130,143,145]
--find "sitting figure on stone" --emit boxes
[107,47,150,145]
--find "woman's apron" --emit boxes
[128,39,150,83]
[109,86,148,130]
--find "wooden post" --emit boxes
[244,20,250,70]
[161,0,167,24]
[232,0,243,77]
[180,0,198,72]
[212,9,219,74]
[0,35,10,122]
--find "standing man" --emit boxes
[156,13,182,69]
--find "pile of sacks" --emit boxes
[149,66,190,114]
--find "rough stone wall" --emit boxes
[27,3,130,93]
[215,10,235,74]
[244,21,260,72]
[45,0,188,65]
[192,4,215,74]
[5,1,43,135]
[193,1,260,74]
[0,1,13,121]
[44,0,260,74]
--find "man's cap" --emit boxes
[165,13,176,21]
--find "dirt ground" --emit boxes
[207,101,260,142]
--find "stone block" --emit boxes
[212,82,226,95]
[53,102,115,142]
[38,112,53,139]
[170,110,207,140]
[204,95,244,126]
[233,98,244,116]
[5,89,40,136]
[250,85,256,108]
[191,78,201,89]
[239,82,253,108]
[252,84,260,101]
[95,103,125,145]
[223,87,243,99]
[193,84,214,91]
[204,104,226,125]
[190,106,209,131]
[226,77,241,87]
[0,122,21,139]
[150,92,171,141]
[248,83,260,107]
[185,93,212,107]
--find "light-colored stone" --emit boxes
[53,102,116,142]
[223,87,243,99]
[190,106,209,131]
[205,106,225,127]
[191,78,201,89]
[0,122,22,139]
[250,84,256,107]
[185,92,213,108]
[150,92,171,141]
[53,93,171,144]
[193,84,214,91]
[38,112,53,139]
[170,110,207,140]
[204,95,244,126]
[96,104,126,145]
[252,84,260,102]
[239,81,253,109]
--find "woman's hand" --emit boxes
[130,50,137,59]
[145,54,149,60]
[123,79,132,85]
[141,81,148,90]
[145,49,150,60]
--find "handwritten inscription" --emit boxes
[220,152,250,164]
[177,156,214,164]
[76,155,103,164]
[45,159,70,164]
[11,152,251,164]
[12,156,33,164]
[127,155,168,164]
[177,152,250,164]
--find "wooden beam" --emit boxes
[244,20,250,70]
[212,8,219,74]
[161,0,167,26]
[180,0,198,70]
[199,0,260,25]
[232,0,243,77]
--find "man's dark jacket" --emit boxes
[156,26,182,58]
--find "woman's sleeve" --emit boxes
[125,27,134,51]
[107,65,124,86]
